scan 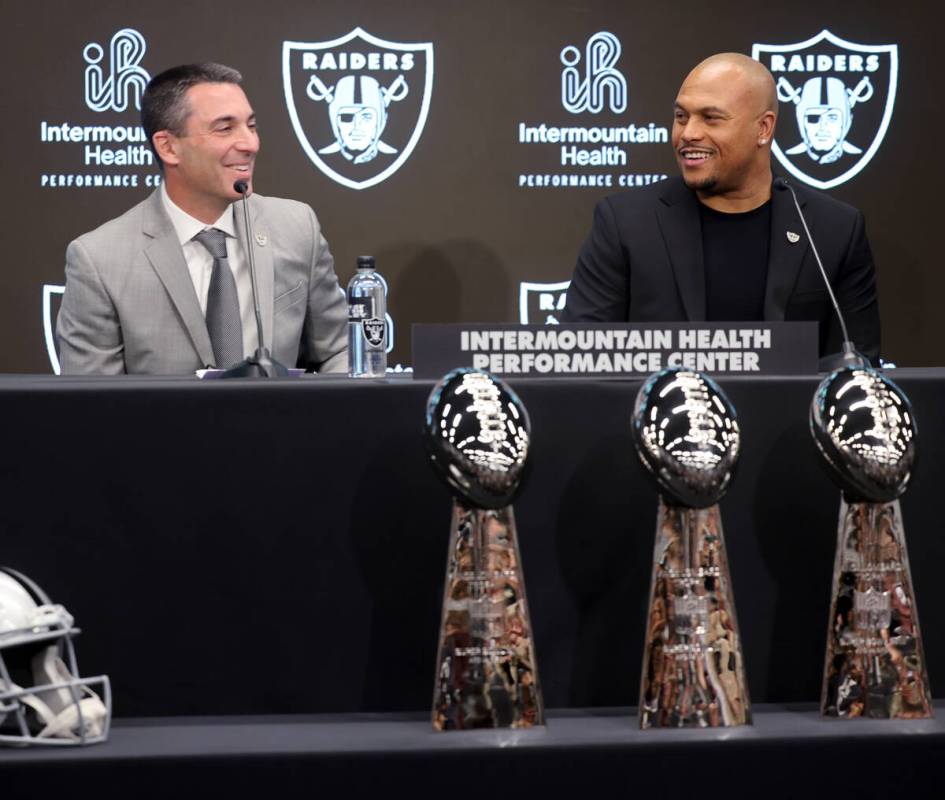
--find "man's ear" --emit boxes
[152,131,180,167]
[759,110,777,142]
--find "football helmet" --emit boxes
[0,566,110,745]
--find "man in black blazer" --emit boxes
[562,53,880,364]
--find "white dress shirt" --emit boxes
[161,185,258,359]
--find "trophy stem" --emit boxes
[432,499,544,730]
[639,498,751,729]
[822,499,933,718]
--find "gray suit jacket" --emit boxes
[57,189,348,374]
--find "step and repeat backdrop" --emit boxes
[3,0,936,371]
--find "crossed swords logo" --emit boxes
[306,73,408,164]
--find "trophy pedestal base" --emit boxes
[822,499,933,719]
[639,500,751,729]
[432,501,544,731]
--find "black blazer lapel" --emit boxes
[655,179,706,321]
[764,185,810,320]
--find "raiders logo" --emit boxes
[42,284,65,374]
[362,317,386,348]
[282,28,434,190]
[752,30,898,190]
[518,280,570,325]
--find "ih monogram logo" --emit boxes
[83,28,150,113]
[560,31,627,114]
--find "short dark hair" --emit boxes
[141,63,243,164]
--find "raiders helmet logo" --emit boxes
[362,317,386,347]
[42,284,65,374]
[518,280,570,325]
[752,30,898,189]
[283,28,434,190]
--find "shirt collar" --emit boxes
[161,184,236,245]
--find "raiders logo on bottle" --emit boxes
[362,317,386,347]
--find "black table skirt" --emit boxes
[1,371,944,717]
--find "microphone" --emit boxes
[774,177,869,371]
[212,181,289,377]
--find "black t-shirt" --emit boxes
[699,200,771,322]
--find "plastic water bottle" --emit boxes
[347,255,387,377]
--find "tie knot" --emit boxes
[193,228,228,260]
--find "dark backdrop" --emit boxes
[3,0,938,371]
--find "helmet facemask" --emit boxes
[0,568,111,746]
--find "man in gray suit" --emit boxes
[57,63,348,375]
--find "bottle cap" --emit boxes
[357,255,376,271]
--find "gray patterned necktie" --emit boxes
[193,228,242,369]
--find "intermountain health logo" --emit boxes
[752,30,898,190]
[517,31,667,190]
[40,27,158,189]
[283,28,434,190]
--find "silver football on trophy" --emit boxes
[632,368,741,508]
[810,367,917,502]
[424,368,530,509]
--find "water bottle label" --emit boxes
[348,298,374,321]
[362,317,386,348]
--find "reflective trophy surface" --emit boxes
[811,367,932,719]
[425,369,544,730]
[632,368,751,728]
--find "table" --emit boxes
[2,371,943,717]
[4,703,943,799]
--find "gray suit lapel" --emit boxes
[141,191,215,367]
[235,194,274,349]
[764,186,810,320]
[655,180,705,321]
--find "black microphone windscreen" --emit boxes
[233,180,248,194]
[774,177,790,190]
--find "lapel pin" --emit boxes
[786,231,800,244]
[255,232,268,246]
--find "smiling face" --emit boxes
[156,82,259,223]
[672,56,776,205]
